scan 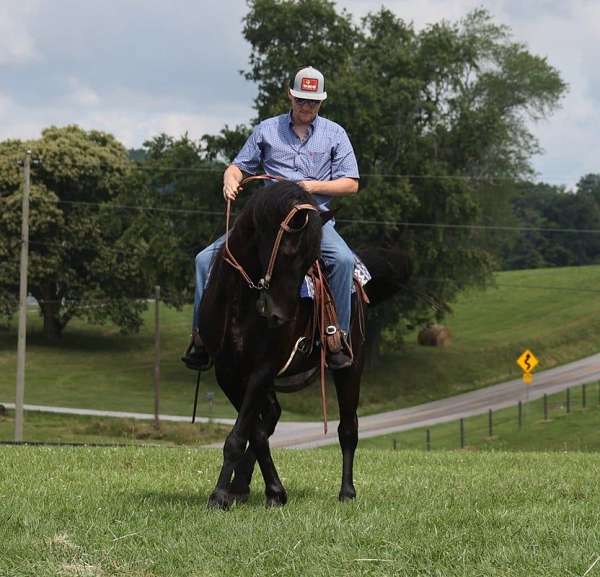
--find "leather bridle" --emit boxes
[223,175,318,290]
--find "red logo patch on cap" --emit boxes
[300,77,319,92]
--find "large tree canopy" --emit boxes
[0,126,149,339]
[239,1,567,349]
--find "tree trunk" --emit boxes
[33,287,65,341]
[42,306,64,341]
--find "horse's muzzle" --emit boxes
[256,292,289,327]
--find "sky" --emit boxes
[1,0,599,188]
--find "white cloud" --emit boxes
[0,2,40,65]
[66,77,100,107]
[0,1,598,185]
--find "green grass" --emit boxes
[0,409,228,447]
[1,265,600,423]
[361,382,600,452]
[2,447,600,576]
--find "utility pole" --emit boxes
[153,285,161,429]
[15,151,31,442]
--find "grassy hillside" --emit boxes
[1,265,599,422]
[2,447,600,576]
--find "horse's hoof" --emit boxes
[231,491,250,504]
[338,486,356,502]
[207,490,232,510]
[265,489,288,508]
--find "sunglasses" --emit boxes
[293,97,321,107]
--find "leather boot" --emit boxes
[326,331,353,370]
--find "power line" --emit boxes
[335,218,600,235]
[6,197,599,235]
[123,164,592,184]
[54,199,224,216]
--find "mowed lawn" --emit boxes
[2,447,600,576]
[1,265,600,423]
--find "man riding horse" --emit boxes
[183,65,359,371]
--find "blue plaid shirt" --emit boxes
[232,112,359,209]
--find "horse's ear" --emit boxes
[320,209,338,226]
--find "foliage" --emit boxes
[128,133,227,310]
[0,126,148,339]
[503,175,600,269]
[240,2,567,353]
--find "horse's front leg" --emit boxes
[333,358,363,502]
[208,367,272,510]
[249,392,287,507]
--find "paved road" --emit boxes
[3,352,599,448]
[273,352,600,448]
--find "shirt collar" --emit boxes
[288,110,319,134]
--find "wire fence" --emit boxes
[386,382,600,452]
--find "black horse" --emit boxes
[198,180,411,509]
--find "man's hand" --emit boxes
[297,180,315,194]
[223,165,244,201]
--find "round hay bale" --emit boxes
[417,324,452,347]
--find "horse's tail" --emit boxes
[357,247,414,306]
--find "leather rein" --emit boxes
[222,175,330,434]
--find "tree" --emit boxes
[125,133,227,311]
[240,1,567,355]
[0,126,149,339]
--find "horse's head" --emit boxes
[249,181,322,327]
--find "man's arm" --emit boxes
[298,177,359,197]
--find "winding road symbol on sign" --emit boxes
[517,350,539,373]
[517,349,539,384]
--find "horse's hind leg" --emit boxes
[333,361,363,502]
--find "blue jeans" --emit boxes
[193,220,354,333]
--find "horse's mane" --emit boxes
[199,181,320,352]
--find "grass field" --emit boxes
[1,265,600,425]
[360,382,600,452]
[2,447,600,576]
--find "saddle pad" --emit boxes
[300,254,371,299]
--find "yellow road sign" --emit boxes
[517,349,539,373]
[522,372,533,384]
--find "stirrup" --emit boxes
[181,337,213,371]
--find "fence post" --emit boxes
[544,393,548,421]
[518,401,522,429]
[393,438,397,451]
[153,285,161,429]
[207,391,215,423]
[426,429,431,452]
[582,384,587,409]
[460,418,465,448]
[566,387,571,414]
[488,409,493,437]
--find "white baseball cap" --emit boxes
[290,66,327,101]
